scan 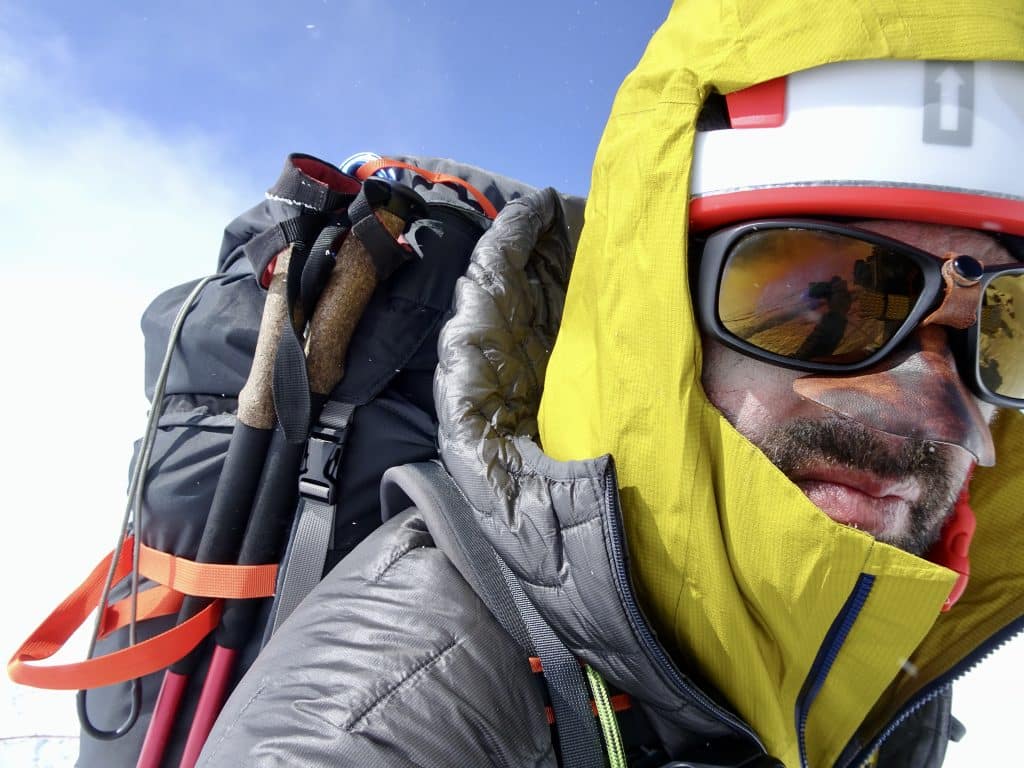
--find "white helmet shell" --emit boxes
[690,60,1024,234]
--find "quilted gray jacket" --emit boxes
[197,188,955,768]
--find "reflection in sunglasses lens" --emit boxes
[719,230,924,364]
[980,272,1024,400]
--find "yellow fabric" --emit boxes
[538,2,1024,765]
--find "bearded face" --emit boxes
[700,221,1008,554]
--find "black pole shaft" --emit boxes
[169,422,273,677]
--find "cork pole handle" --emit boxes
[305,209,406,396]
[237,248,293,428]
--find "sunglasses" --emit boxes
[695,219,1024,408]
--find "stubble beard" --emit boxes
[758,417,961,556]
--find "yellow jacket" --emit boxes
[540,1,1024,764]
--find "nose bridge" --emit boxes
[921,254,983,330]
[793,324,996,465]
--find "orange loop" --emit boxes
[9,601,221,691]
[7,537,279,691]
[356,158,499,220]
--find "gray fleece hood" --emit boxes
[433,188,760,755]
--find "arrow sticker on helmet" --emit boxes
[923,61,974,146]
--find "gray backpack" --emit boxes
[12,152,535,767]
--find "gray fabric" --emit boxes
[435,189,746,752]
[498,551,605,768]
[380,462,535,655]
[200,510,555,768]
[142,273,265,402]
[383,461,605,768]
[267,497,334,635]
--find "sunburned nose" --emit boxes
[792,326,996,465]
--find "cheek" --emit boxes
[701,337,808,443]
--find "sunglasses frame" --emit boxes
[694,218,1024,409]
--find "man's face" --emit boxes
[701,221,1013,555]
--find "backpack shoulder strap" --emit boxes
[381,461,607,768]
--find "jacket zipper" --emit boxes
[840,615,1024,767]
[602,463,766,753]
[794,574,876,767]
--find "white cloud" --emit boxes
[0,18,251,752]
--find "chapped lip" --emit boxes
[787,465,922,504]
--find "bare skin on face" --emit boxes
[701,221,1013,555]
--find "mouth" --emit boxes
[789,466,922,539]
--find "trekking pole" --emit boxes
[135,248,294,768]
[178,180,430,768]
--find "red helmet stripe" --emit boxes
[690,186,1024,235]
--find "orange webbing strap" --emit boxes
[100,585,183,639]
[94,543,279,637]
[355,158,499,220]
[94,542,278,637]
[138,542,278,600]
[8,538,277,690]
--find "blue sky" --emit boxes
[0,2,1020,765]
[6,1,666,196]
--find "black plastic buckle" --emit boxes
[298,425,347,505]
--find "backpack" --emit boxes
[8,152,536,766]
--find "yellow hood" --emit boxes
[538,1,1024,765]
